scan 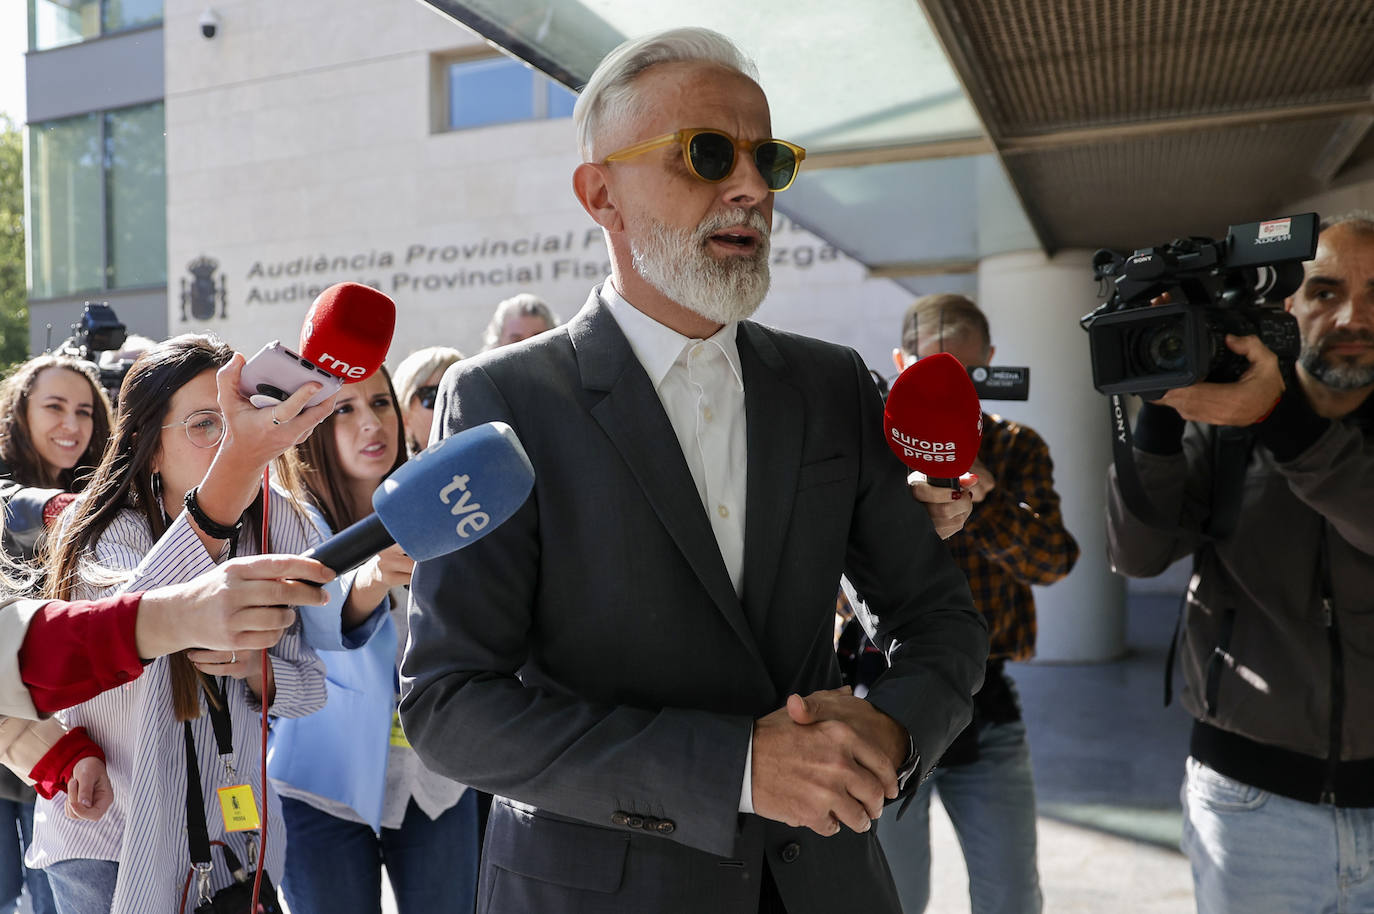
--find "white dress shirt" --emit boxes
[600,282,758,812]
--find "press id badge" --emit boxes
[217,784,262,832]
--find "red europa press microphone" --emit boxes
[883,351,983,488]
[299,281,397,382]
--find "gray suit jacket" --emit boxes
[401,290,987,914]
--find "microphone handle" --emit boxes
[302,513,394,574]
[925,476,961,489]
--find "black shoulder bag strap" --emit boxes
[1161,423,1256,707]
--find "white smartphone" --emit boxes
[238,341,343,409]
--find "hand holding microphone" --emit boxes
[884,352,984,538]
[238,281,398,409]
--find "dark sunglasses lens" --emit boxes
[417,386,438,409]
[754,142,798,190]
[687,132,736,181]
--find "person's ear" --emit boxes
[573,163,624,234]
[892,348,909,373]
[986,344,996,364]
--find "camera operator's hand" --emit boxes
[1154,334,1285,427]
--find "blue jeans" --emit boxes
[0,801,55,914]
[42,859,117,914]
[1182,756,1374,914]
[875,720,1042,914]
[282,792,479,914]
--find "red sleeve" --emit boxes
[27,727,104,800]
[18,593,148,714]
[42,492,77,528]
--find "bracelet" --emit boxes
[183,486,245,540]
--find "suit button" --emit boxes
[656,820,676,834]
[611,812,629,826]
[628,816,645,829]
[780,842,801,863]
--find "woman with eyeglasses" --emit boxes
[390,347,463,455]
[269,365,479,914]
[25,334,340,914]
[0,355,113,914]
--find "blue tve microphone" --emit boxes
[303,421,535,573]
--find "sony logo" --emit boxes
[438,473,491,537]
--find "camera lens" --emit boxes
[1147,327,1187,372]
[1135,318,1188,373]
[255,384,288,401]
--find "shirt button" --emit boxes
[703,406,714,422]
[780,842,802,863]
[717,504,729,519]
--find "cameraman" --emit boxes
[1106,213,1374,912]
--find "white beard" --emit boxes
[630,208,771,325]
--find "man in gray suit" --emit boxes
[401,27,988,914]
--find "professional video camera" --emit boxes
[55,302,130,401]
[1080,213,1319,399]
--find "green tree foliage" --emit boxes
[0,114,29,369]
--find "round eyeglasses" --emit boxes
[161,409,226,449]
[602,128,807,192]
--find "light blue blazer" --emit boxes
[269,508,394,829]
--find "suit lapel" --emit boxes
[571,293,766,669]
[738,323,803,637]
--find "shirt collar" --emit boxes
[601,279,744,392]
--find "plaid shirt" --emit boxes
[949,412,1079,660]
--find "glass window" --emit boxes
[547,80,577,119]
[26,113,104,299]
[449,58,535,129]
[26,102,167,299]
[29,0,101,51]
[104,0,162,33]
[105,103,166,289]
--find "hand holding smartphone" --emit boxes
[238,341,343,408]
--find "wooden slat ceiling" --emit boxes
[919,0,1374,251]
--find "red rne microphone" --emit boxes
[299,282,396,383]
[883,352,983,488]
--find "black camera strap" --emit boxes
[1109,395,1258,708]
[1108,393,1254,540]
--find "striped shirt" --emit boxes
[26,490,328,914]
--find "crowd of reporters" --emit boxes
[2,26,1374,914]
[0,291,554,914]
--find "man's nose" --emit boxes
[720,152,770,208]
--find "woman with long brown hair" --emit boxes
[269,366,479,914]
[0,355,112,914]
[26,334,337,914]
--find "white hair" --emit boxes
[481,293,559,351]
[573,27,759,161]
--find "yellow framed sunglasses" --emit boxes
[602,128,807,192]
